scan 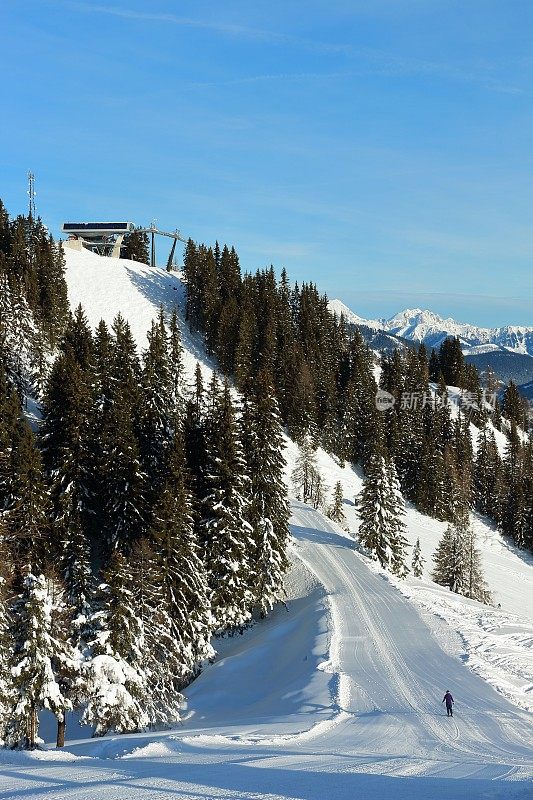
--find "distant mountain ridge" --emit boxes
[329,300,533,357]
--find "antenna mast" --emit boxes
[27,171,36,219]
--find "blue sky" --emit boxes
[1,1,533,326]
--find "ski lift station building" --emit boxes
[62,221,135,258]
[62,221,187,269]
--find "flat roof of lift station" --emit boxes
[62,222,135,235]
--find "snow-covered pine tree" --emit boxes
[139,311,173,494]
[183,363,210,546]
[40,327,95,644]
[6,567,77,749]
[474,427,502,518]
[328,481,346,527]
[46,570,84,748]
[386,458,410,577]
[5,416,50,566]
[240,373,290,616]
[83,552,148,736]
[411,538,425,578]
[0,533,13,742]
[432,509,491,603]
[432,523,465,595]
[149,429,214,686]
[291,435,321,504]
[168,307,185,411]
[129,538,183,727]
[90,315,147,553]
[356,445,408,576]
[0,270,42,398]
[357,448,391,566]
[0,358,21,511]
[202,379,254,632]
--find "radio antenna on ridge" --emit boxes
[27,171,36,219]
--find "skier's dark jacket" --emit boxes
[443,691,454,707]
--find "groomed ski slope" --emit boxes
[1,502,531,799]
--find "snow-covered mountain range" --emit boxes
[329,300,533,357]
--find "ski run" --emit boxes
[0,247,531,800]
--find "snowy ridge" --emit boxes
[329,299,533,356]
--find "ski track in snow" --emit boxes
[3,249,530,799]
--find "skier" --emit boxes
[442,690,454,717]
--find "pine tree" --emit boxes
[202,380,254,631]
[411,538,425,578]
[428,348,440,381]
[91,316,147,553]
[357,448,409,576]
[96,383,147,553]
[439,337,465,387]
[240,373,290,615]
[5,417,50,565]
[139,311,173,493]
[0,534,13,741]
[328,481,346,527]
[121,228,149,264]
[168,307,185,411]
[46,570,83,748]
[129,538,183,726]
[183,363,210,545]
[6,567,76,749]
[503,380,526,429]
[149,430,214,684]
[40,330,94,599]
[83,552,149,736]
[386,459,410,577]
[0,358,20,511]
[474,427,502,518]
[432,510,491,602]
[34,235,69,348]
[432,523,465,594]
[291,435,321,504]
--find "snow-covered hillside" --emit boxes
[329,299,533,356]
[6,247,528,799]
[65,245,215,378]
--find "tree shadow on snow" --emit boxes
[0,755,528,800]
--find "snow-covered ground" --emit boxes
[282,435,533,713]
[1,504,531,799]
[64,245,217,382]
[3,248,529,799]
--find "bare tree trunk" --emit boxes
[27,706,37,749]
[56,713,66,748]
